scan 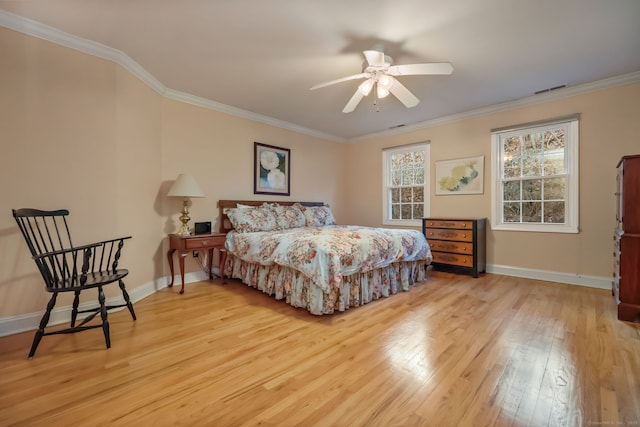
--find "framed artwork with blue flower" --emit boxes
[254,142,290,196]
[435,155,484,195]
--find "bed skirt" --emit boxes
[223,253,428,315]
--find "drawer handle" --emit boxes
[462,224,467,228]
[201,241,208,246]
[463,247,467,251]
[463,259,467,263]
[462,234,467,238]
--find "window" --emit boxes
[382,143,430,226]
[491,117,579,233]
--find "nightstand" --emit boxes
[167,233,227,294]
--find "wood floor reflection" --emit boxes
[1,270,639,426]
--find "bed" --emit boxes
[218,200,432,315]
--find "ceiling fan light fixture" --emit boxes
[378,74,394,90]
[358,79,374,95]
[377,84,390,99]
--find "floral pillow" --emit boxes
[295,204,337,227]
[272,205,306,229]
[227,204,278,233]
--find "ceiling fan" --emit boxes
[310,50,453,113]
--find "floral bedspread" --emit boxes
[225,225,431,294]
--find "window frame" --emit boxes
[382,142,430,226]
[491,118,579,233]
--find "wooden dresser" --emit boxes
[614,154,640,322]
[422,218,486,278]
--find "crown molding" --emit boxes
[0,9,345,143]
[348,70,640,143]
[0,9,167,95]
[163,89,346,143]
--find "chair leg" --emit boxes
[118,279,136,321]
[71,290,81,327]
[98,286,111,349]
[29,293,58,358]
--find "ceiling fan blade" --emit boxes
[310,73,368,90]
[363,50,385,67]
[387,62,454,76]
[343,90,365,113]
[389,79,420,108]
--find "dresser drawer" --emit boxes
[429,240,473,255]
[184,235,225,249]
[423,220,473,230]
[432,252,474,268]
[424,228,473,242]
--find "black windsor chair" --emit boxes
[12,208,136,358]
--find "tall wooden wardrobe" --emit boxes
[614,154,640,322]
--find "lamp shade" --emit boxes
[167,174,205,198]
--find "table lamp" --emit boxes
[167,173,205,236]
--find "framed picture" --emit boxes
[254,142,290,196]
[435,155,484,195]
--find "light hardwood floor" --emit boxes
[1,271,639,426]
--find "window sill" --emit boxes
[492,223,579,233]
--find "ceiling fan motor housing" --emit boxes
[362,54,393,72]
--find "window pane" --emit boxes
[523,133,543,154]
[544,201,565,223]
[401,187,412,203]
[391,170,401,186]
[402,170,414,185]
[503,181,520,201]
[413,186,424,202]
[415,168,424,185]
[504,202,520,222]
[504,157,521,178]
[401,204,412,219]
[522,202,542,222]
[522,179,542,200]
[544,129,565,151]
[391,204,400,219]
[391,154,402,171]
[413,204,424,218]
[522,156,542,177]
[543,153,565,175]
[414,150,424,166]
[391,188,400,203]
[400,153,412,169]
[503,136,521,157]
[543,177,565,200]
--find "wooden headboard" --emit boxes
[217,200,325,233]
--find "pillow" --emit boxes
[226,205,278,233]
[272,204,306,229]
[236,203,253,208]
[296,204,337,227]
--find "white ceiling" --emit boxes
[1,0,640,142]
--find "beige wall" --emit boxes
[342,82,640,277]
[0,28,164,316]
[0,28,343,320]
[159,98,345,277]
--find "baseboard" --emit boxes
[0,266,610,337]
[485,264,612,290]
[0,270,210,338]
